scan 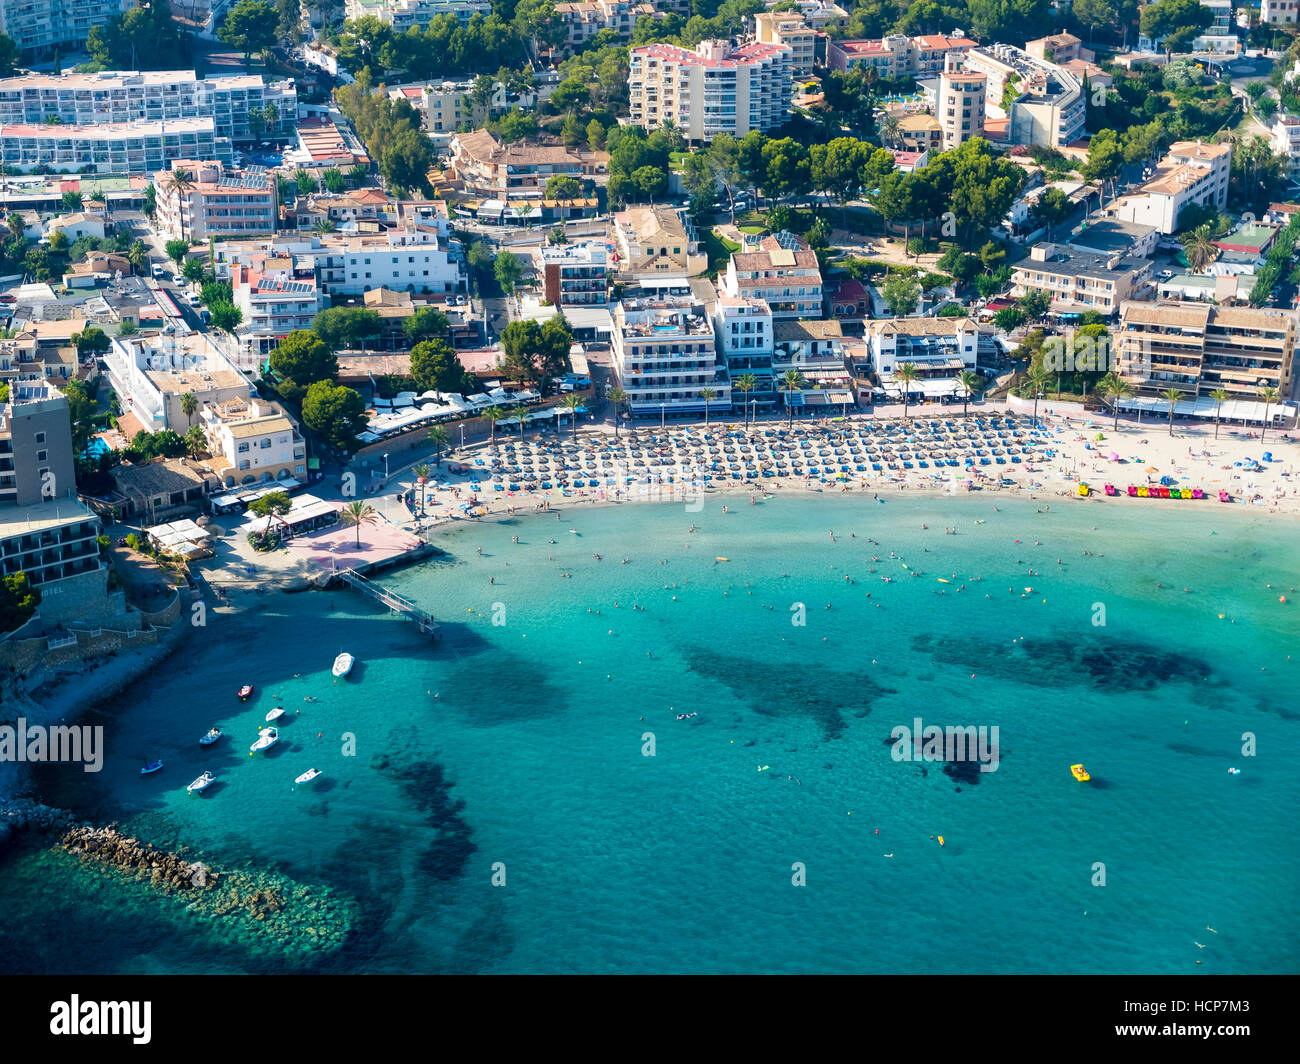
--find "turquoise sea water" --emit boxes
[2,495,1299,974]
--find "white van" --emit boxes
[150,262,164,278]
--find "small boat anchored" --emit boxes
[140,759,164,776]
[1070,763,1091,782]
[249,726,280,754]
[265,706,285,723]
[295,768,322,786]
[199,727,222,746]
[237,684,254,701]
[186,771,215,794]
[332,653,354,678]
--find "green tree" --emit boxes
[427,424,450,465]
[180,391,198,426]
[1160,385,1182,436]
[560,393,583,441]
[607,385,628,438]
[1257,384,1280,443]
[184,424,206,458]
[545,175,582,201]
[0,32,19,78]
[1073,0,1117,40]
[409,338,469,394]
[270,329,338,398]
[494,249,526,293]
[302,380,367,451]
[882,274,922,316]
[403,306,450,344]
[780,369,804,426]
[164,238,189,267]
[631,165,667,204]
[322,167,346,194]
[182,257,205,284]
[1181,224,1217,273]
[209,301,243,333]
[1139,0,1214,55]
[219,0,279,69]
[0,571,40,634]
[894,362,919,421]
[250,489,293,534]
[71,326,112,357]
[1209,387,1229,440]
[957,369,981,418]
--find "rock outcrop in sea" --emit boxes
[58,824,357,956]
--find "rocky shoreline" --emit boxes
[0,795,81,851]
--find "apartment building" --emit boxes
[937,56,986,151]
[612,205,706,278]
[628,39,793,143]
[713,292,776,412]
[230,267,323,358]
[1011,243,1150,313]
[104,332,250,434]
[896,112,942,151]
[0,117,231,175]
[201,396,307,488]
[962,43,1086,148]
[1106,141,1232,235]
[343,0,491,26]
[866,316,980,404]
[0,382,105,603]
[533,244,608,308]
[772,318,845,378]
[1261,0,1299,25]
[1116,301,1295,402]
[1024,32,1094,64]
[1139,0,1236,52]
[720,233,823,320]
[1270,113,1300,177]
[826,33,977,78]
[754,11,817,77]
[153,160,277,242]
[612,278,729,419]
[554,0,655,51]
[449,129,588,198]
[292,187,391,232]
[0,71,297,143]
[0,0,134,54]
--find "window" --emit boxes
[34,432,45,444]
[36,449,47,462]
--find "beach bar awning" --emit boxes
[1118,396,1296,425]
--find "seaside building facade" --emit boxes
[611,278,729,419]
[720,233,823,320]
[343,0,491,26]
[612,205,707,279]
[754,11,817,77]
[103,332,250,435]
[866,317,980,403]
[937,55,986,151]
[713,291,776,413]
[1115,302,1296,403]
[448,129,588,199]
[200,396,307,489]
[628,39,794,143]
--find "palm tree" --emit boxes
[561,394,583,441]
[483,405,506,448]
[180,391,198,426]
[780,369,804,426]
[700,387,718,428]
[1181,224,1216,274]
[127,239,148,275]
[956,369,980,418]
[1160,386,1182,436]
[340,501,377,548]
[509,404,529,442]
[426,424,450,465]
[167,168,194,242]
[734,373,757,430]
[1025,365,1051,426]
[879,113,901,148]
[1209,387,1230,439]
[413,463,431,513]
[607,386,627,439]
[894,362,920,421]
[313,217,337,234]
[1099,372,1132,432]
[184,424,205,458]
[1257,384,1280,443]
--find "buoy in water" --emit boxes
[938,836,945,846]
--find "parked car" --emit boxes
[1158,269,1174,280]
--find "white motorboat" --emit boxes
[249,726,279,754]
[295,768,322,785]
[199,727,222,745]
[332,653,354,678]
[265,707,285,723]
[186,771,215,794]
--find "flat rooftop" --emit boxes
[0,496,95,536]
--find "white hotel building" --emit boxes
[0,0,134,53]
[0,70,297,143]
[629,39,793,143]
[1106,141,1232,235]
[0,117,231,175]
[611,278,729,419]
[962,43,1086,149]
[343,0,491,27]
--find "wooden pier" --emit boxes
[335,568,440,636]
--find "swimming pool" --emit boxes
[82,438,111,459]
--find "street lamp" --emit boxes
[383,452,390,478]
[660,403,665,430]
